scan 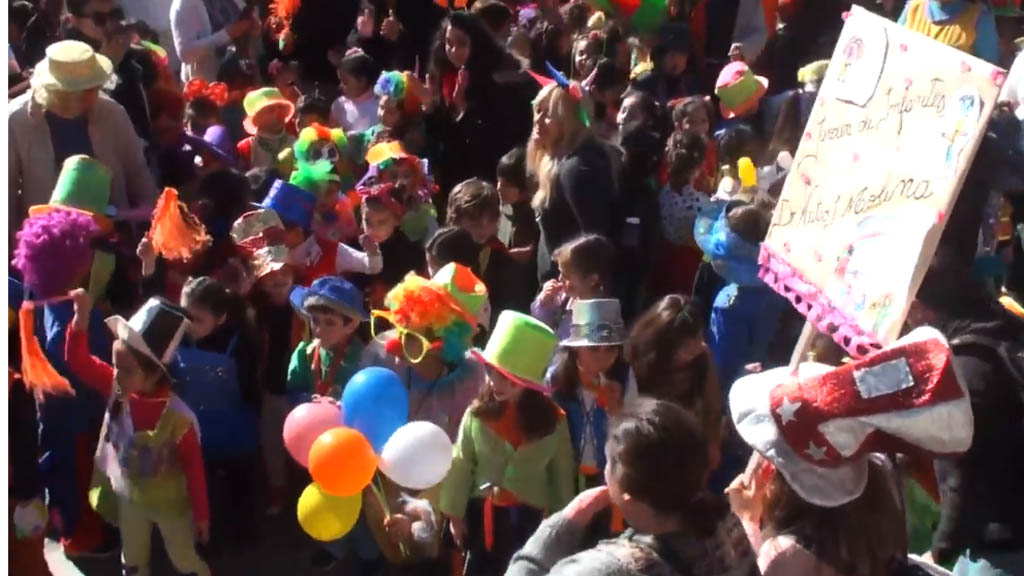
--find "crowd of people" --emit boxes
[7,0,1024,575]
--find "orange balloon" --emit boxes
[308,427,378,497]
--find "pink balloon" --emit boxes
[283,401,343,468]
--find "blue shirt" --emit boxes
[44,111,93,167]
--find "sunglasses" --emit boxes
[80,7,125,28]
[370,310,440,364]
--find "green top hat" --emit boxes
[472,311,557,393]
[29,155,113,232]
[242,87,296,135]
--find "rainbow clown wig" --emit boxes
[379,264,487,364]
[375,71,421,115]
[291,122,353,193]
[13,210,100,299]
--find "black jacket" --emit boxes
[932,309,1024,564]
[536,137,617,281]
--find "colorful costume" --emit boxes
[442,311,575,575]
[358,140,439,244]
[899,0,1000,64]
[236,88,297,171]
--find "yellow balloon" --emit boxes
[297,483,362,542]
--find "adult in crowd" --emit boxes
[171,0,255,83]
[528,80,617,281]
[277,0,360,85]
[898,0,1001,64]
[506,398,759,576]
[351,0,447,75]
[8,40,157,248]
[426,10,532,206]
[64,0,157,141]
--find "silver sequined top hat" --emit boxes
[562,299,625,347]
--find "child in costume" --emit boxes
[441,310,575,575]
[14,161,120,558]
[170,276,262,549]
[349,70,427,159]
[236,87,297,171]
[531,234,617,342]
[260,178,381,286]
[8,278,52,576]
[184,78,229,137]
[65,291,210,576]
[713,61,769,140]
[293,85,333,130]
[359,140,440,244]
[651,130,716,300]
[447,177,525,321]
[353,182,428,310]
[286,276,368,402]
[696,200,787,390]
[549,300,635,493]
[331,49,381,132]
[727,328,973,575]
[230,208,302,515]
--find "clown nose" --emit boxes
[385,337,404,357]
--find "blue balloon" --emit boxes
[341,367,409,452]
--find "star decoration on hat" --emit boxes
[805,442,828,461]
[776,397,801,425]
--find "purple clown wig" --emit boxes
[13,210,100,299]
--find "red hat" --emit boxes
[730,327,973,507]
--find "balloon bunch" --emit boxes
[585,0,668,34]
[283,367,455,543]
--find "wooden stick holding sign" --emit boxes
[759,6,1006,359]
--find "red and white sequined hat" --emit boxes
[729,326,973,507]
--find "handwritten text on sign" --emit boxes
[759,7,1004,357]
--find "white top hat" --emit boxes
[105,298,191,368]
[30,40,113,93]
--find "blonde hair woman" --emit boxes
[528,83,617,281]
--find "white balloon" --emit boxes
[379,421,454,490]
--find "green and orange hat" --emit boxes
[715,61,768,120]
[29,155,114,233]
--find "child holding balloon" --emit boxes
[286,276,369,403]
[441,311,576,575]
[65,290,210,576]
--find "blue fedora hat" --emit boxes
[289,276,368,321]
[261,179,316,232]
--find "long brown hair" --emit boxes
[471,378,561,441]
[761,456,907,576]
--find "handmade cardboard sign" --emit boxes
[759,6,1007,358]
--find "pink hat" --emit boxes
[714,62,768,119]
[729,327,973,507]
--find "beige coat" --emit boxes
[8,90,157,243]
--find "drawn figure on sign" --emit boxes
[839,38,863,82]
[941,87,982,176]
[832,24,887,107]
[824,211,934,338]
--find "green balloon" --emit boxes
[632,0,669,33]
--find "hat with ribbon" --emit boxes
[729,326,973,508]
[261,179,317,232]
[242,87,296,135]
[715,61,768,119]
[29,155,114,233]
[231,209,291,279]
[289,275,368,321]
[30,40,112,92]
[472,311,558,393]
[106,298,191,369]
[563,299,626,347]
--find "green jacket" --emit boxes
[286,339,365,401]
[440,409,576,520]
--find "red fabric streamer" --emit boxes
[19,303,74,397]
